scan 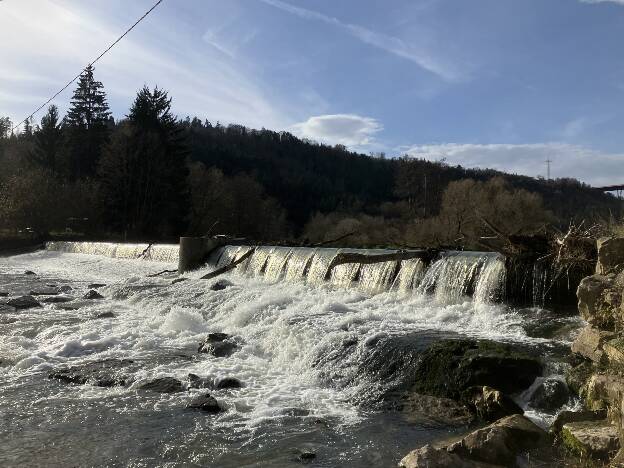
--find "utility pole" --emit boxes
[545,159,552,180]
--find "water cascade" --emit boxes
[44,242,510,304]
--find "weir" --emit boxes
[43,240,579,306]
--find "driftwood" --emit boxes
[147,268,178,277]
[200,247,256,280]
[312,231,356,247]
[325,249,438,278]
[137,243,154,259]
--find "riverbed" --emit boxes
[0,249,583,467]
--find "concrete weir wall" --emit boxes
[178,237,224,273]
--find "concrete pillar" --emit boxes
[179,237,218,273]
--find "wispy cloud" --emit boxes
[401,142,624,186]
[259,0,464,82]
[580,0,624,5]
[0,0,287,130]
[291,114,383,148]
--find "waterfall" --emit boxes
[46,241,179,262]
[391,259,425,292]
[45,242,510,304]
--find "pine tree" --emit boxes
[99,86,188,237]
[63,64,111,179]
[32,105,62,172]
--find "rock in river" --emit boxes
[462,386,522,422]
[7,295,41,310]
[83,290,104,300]
[198,333,238,357]
[94,311,115,319]
[187,393,223,413]
[527,378,569,412]
[210,279,232,291]
[139,377,184,393]
[410,339,542,400]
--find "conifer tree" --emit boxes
[63,64,111,179]
[32,105,62,173]
[99,86,188,237]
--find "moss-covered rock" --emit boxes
[561,420,619,461]
[566,360,595,396]
[410,339,542,400]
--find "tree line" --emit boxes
[0,65,621,248]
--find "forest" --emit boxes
[1,65,621,249]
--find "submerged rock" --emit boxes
[49,359,133,387]
[187,393,223,413]
[139,377,184,393]
[0,292,8,297]
[58,285,72,293]
[171,277,189,285]
[24,270,36,275]
[527,378,569,412]
[561,420,620,461]
[187,373,211,389]
[94,311,115,319]
[198,333,238,357]
[410,339,542,400]
[29,288,59,296]
[402,393,474,426]
[83,290,104,300]
[210,279,232,291]
[298,451,316,462]
[462,386,522,422]
[7,295,41,310]
[41,296,73,304]
[88,283,106,289]
[215,377,243,389]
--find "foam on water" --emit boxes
[0,246,576,466]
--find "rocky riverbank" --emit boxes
[399,236,624,467]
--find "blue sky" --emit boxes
[2,0,624,185]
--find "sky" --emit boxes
[2,0,624,186]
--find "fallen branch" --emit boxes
[200,247,256,280]
[147,268,178,277]
[138,242,154,259]
[312,231,356,247]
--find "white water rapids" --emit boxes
[0,243,582,466]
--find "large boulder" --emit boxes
[571,325,615,363]
[400,415,549,468]
[603,337,624,366]
[399,444,499,468]
[550,409,607,435]
[561,420,620,461]
[596,237,624,275]
[584,373,624,410]
[577,274,621,330]
[447,414,550,466]
[462,386,522,422]
[527,378,569,412]
[410,340,542,400]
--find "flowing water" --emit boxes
[0,243,583,467]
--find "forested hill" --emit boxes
[1,68,620,245]
[182,118,620,229]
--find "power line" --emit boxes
[10,0,164,134]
